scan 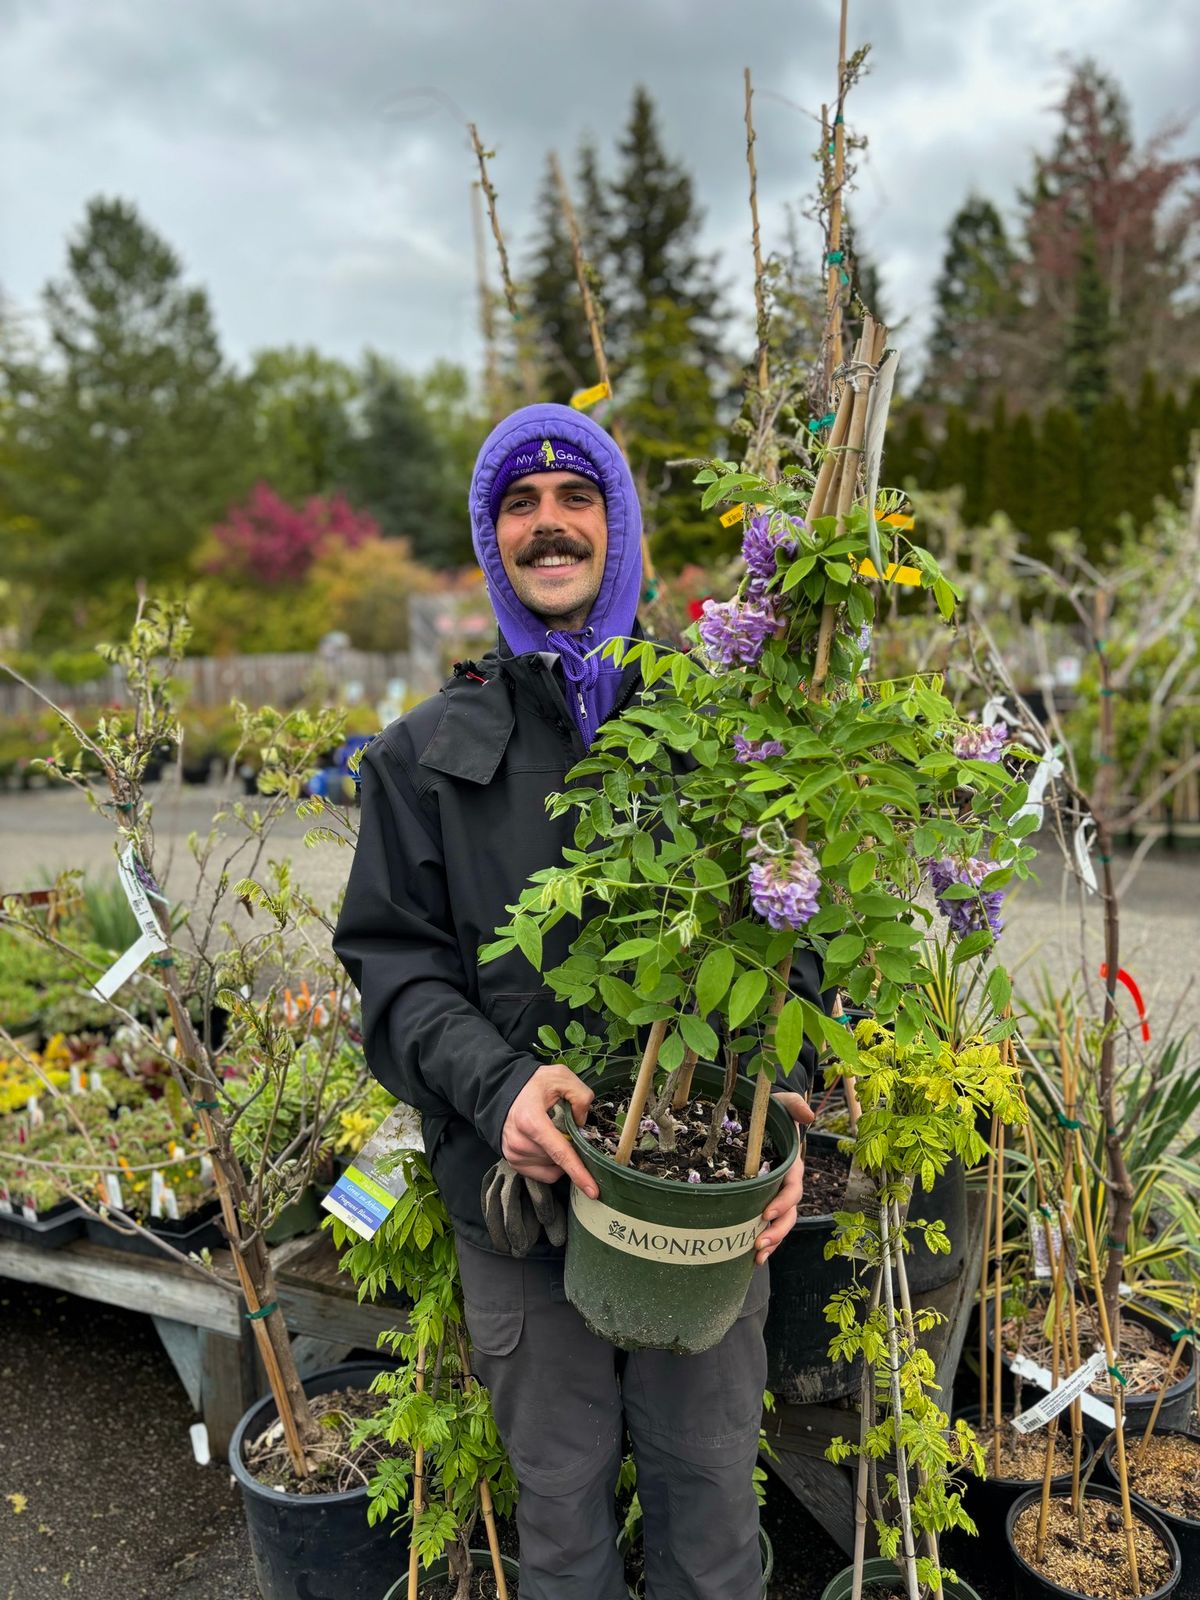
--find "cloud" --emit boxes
[1,0,1195,375]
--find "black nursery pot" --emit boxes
[230,1361,403,1600]
[764,1131,859,1405]
[1101,1433,1200,1600]
[0,1197,84,1250]
[83,1196,225,1258]
[988,1302,1196,1443]
[904,1155,967,1294]
[1005,1484,1181,1600]
[951,1404,1094,1556]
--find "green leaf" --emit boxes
[728,968,768,1028]
[986,965,1013,1015]
[822,1015,859,1066]
[513,916,542,972]
[602,937,658,962]
[825,561,853,584]
[695,946,735,1017]
[848,851,876,892]
[679,1013,719,1060]
[781,554,817,592]
[775,997,804,1073]
[598,974,638,1018]
[952,930,993,965]
[658,1030,685,1072]
[825,932,866,964]
[876,947,913,984]
[821,832,858,868]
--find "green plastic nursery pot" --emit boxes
[382,1549,520,1597]
[264,1184,323,1244]
[620,1522,772,1598]
[820,1557,983,1600]
[565,1061,799,1354]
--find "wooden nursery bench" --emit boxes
[0,1228,405,1459]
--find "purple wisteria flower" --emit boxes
[639,1118,660,1137]
[928,856,1005,940]
[721,1115,743,1140]
[745,830,822,930]
[687,1169,702,1184]
[733,733,786,763]
[953,722,1008,763]
[741,513,801,584]
[698,596,778,668]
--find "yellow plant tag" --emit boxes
[875,511,915,531]
[855,558,922,586]
[570,380,611,410]
[719,505,746,528]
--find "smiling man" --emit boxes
[334,402,813,1600]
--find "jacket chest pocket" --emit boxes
[480,990,561,1051]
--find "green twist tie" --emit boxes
[827,142,835,156]
[116,802,134,812]
[808,411,837,432]
[836,1014,854,1029]
[1106,1126,1118,1137]
[245,1302,278,1322]
[1099,687,1117,697]
[1107,1364,1127,1387]
[151,955,175,968]
[642,582,659,603]
[839,271,850,285]
[1170,1328,1198,1344]
[1106,1234,1125,1249]
[833,115,844,125]
[1098,854,1112,863]
[826,250,845,264]
[193,1100,219,1111]
[1038,1204,1054,1219]
[1055,1112,1082,1129]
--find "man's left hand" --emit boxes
[755,1091,816,1265]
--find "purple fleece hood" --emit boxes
[469,402,643,745]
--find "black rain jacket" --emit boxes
[333,640,826,1254]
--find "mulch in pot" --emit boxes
[794,1137,849,1218]
[1001,1304,1182,1399]
[1125,1431,1200,1521]
[971,1416,1076,1479]
[583,1093,780,1184]
[243,1384,391,1494]
[1010,1495,1175,1599]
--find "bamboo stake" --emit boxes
[823,0,850,395]
[879,1193,922,1600]
[469,123,537,404]
[991,1117,1005,1477]
[1060,1008,1086,1521]
[892,1192,944,1600]
[978,1113,998,1424]
[1137,1333,1189,1450]
[850,1268,884,1600]
[743,66,773,480]
[743,954,793,1177]
[615,1018,669,1166]
[407,1335,429,1600]
[470,183,502,425]
[1034,1199,1072,1560]
[1063,1027,1142,1594]
[455,1331,509,1600]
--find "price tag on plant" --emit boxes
[321,1103,425,1240]
[90,843,170,1001]
[1029,1213,1074,1282]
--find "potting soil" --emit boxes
[1125,1432,1200,1521]
[583,1093,780,1183]
[243,1385,391,1494]
[969,1416,1075,1479]
[419,1575,517,1599]
[1001,1305,1186,1398]
[794,1138,848,1217]
[1010,1496,1175,1599]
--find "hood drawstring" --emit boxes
[546,627,604,733]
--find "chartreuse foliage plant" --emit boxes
[486,466,1036,1161]
[824,1021,1027,1594]
[329,1155,517,1594]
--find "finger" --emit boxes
[507,1157,566,1186]
[528,1116,599,1198]
[553,1076,595,1126]
[756,1207,796,1260]
[762,1159,804,1223]
[772,1090,816,1127]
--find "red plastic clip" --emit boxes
[1099,964,1150,1042]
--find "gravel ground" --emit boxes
[2,782,1196,1043]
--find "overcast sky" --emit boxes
[3,0,1197,380]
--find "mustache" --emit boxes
[516,536,591,566]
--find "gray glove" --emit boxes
[481,1102,570,1256]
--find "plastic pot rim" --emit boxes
[1004,1483,1182,1600]
[820,1555,982,1600]
[567,1061,799,1199]
[229,1360,390,1510]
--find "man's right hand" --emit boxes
[501,1065,599,1199]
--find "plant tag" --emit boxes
[69,1064,84,1095]
[27,1094,42,1127]
[1074,818,1098,895]
[321,1103,424,1240]
[22,1202,38,1223]
[89,843,171,1001]
[861,348,899,572]
[189,1422,211,1466]
[719,505,746,528]
[150,1170,165,1219]
[839,1156,881,1259]
[1010,1349,1114,1433]
[570,379,611,410]
[162,1186,179,1220]
[103,1173,124,1211]
[0,1189,11,1214]
[90,930,166,1001]
[1029,1215,1075,1283]
[199,1153,213,1184]
[89,1068,103,1093]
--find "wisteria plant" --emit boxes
[486,473,1038,1176]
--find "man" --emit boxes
[334,402,815,1599]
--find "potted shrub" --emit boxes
[0,599,397,1600]
[485,322,1036,1357]
[329,1149,519,1599]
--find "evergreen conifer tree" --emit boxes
[924,196,1017,407]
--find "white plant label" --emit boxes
[1010,1349,1114,1433]
[69,1064,84,1095]
[89,843,171,1000]
[569,1188,767,1264]
[103,1173,124,1211]
[162,1186,179,1221]
[1073,818,1098,895]
[22,1202,38,1223]
[321,1102,424,1240]
[27,1095,42,1127]
[150,1170,165,1219]
[88,1068,103,1093]
[1029,1215,1075,1284]
[90,929,166,1002]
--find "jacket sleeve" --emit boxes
[333,739,540,1157]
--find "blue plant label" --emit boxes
[321,1104,424,1241]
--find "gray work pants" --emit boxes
[456,1236,768,1600]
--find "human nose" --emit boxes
[532,491,565,534]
